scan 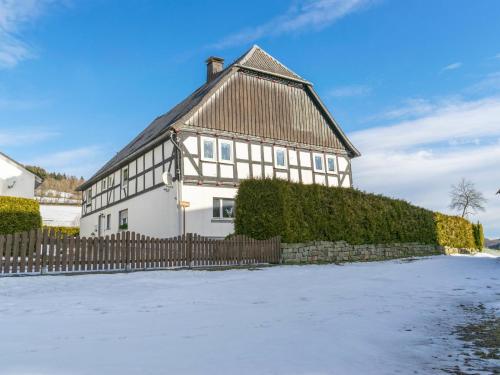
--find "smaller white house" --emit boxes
[0,152,42,199]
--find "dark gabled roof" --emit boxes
[79,68,232,190]
[79,45,359,190]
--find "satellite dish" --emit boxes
[162,172,173,191]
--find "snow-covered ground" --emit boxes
[0,255,498,375]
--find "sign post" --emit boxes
[179,201,190,236]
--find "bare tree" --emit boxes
[449,178,486,218]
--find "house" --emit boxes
[78,46,360,238]
[0,152,42,199]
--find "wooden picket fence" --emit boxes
[0,230,281,276]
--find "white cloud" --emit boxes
[441,62,462,72]
[0,0,61,68]
[0,127,59,146]
[350,96,500,238]
[365,98,439,122]
[212,0,375,49]
[27,145,105,178]
[329,84,371,98]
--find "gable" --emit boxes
[184,70,349,151]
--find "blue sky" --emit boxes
[1,0,500,237]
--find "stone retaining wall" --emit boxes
[281,241,478,264]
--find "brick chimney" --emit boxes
[206,56,224,83]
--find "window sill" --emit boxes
[211,218,235,223]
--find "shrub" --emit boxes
[43,226,80,237]
[235,179,437,244]
[0,196,42,235]
[434,213,476,249]
[235,179,483,249]
[472,222,485,249]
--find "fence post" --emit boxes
[237,236,242,266]
[40,229,48,275]
[125,231,132,271]
[187,233,193,268]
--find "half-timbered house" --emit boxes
[78,46,360,238]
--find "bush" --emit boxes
[235,179,437,244]
[43,226,80,237]
[472,222,485,249]
[235,179,483,249]
[434,213,476,249]
[0,196,42,235]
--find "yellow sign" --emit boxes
[179,200,190,208]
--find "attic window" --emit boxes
[313,153,324,172]
[326,156,336,174]
[202,137,216,162]
[219,140,233,164]
[274,147,287,169]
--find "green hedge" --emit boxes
[472,222,485,249]
[43,226,80,237]
[235,179,482,249]
[0,196,42,235]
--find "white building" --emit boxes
[0,152,42,199]
[78,46,360,238]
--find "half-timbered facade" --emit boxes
[78,46,360,238]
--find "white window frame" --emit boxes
[326,155,336,174]
[218,139,234,164]
[118,209,128,230]
[212,198,235,220]
[313,153,325,172]
[201,137,216,162]
[274,147,287,169]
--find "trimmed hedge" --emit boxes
[43,226,80,236]
[235,179,483,249]
[434,213,476,249]
[0,196,42,235]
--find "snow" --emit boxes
[0,255,498,375]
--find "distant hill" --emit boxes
[485,238,500,250]
[25,165,84,205]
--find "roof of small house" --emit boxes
[0,151,43,187]
[78,45,360,190]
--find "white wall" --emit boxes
[0,156,36,199]
[40,205,81,227]
[182,184,236,238]
[80,184,180,238]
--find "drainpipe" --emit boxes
[169,130,183,236]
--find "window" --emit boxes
[313,154,324,172]
[118,209,128,230]
[213,198,235,219]
[86,189,92,207]
[274,147,287,169]
[219,140,233,163]
[326,156,336,174]
[202,138,216,161]
[106,214,111,230]
[101,179,106,191]
[122,168,129,182]
[108,175,113,188]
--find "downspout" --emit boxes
[169,130,183,235]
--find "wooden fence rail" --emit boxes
[0,230,281,276]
